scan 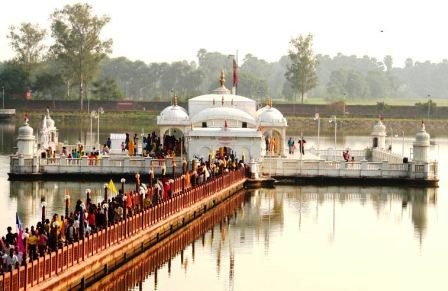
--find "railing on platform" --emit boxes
[10,156,184,176]
[0,168,246,290]
[261,158,436,179]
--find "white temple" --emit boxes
[40,107,59,153]
[157,71,288,162]
[10,75,437,186]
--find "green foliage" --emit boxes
[285,34,319,104]
[0,62,30,99]
[235,72,268,98]
[7,22,47,74]
[415,99,436,112]
[50,3,112,110]
[91,78,122,100]
[376,102,389,112]
[33,71,64,100]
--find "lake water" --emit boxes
[0,118,446,291]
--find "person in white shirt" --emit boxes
[3,248,18,271]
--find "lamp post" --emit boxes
[389,127,394,151]
[41,198,47,224]
[90,110,95,150]
[97,107,104,149]
[1,86,4,109]
[138,185,145,211]
[90,107,104,150]
[122,195,127,236]
[121,178,126,194]
[427,94,431,124]
[181,174,185,192]
[85,188,91,207]
[401,130,405,157]
[65,194,70,218]
[329,116,337,160]
[314,113,320,156]
[103,183,108,202]
[135,173,140,192]
[102,203,109,228]
[149,169,154,186]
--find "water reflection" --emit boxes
[0,119,16,154]
[82,185,437,291]
[87,190,247,291]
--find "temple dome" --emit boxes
[414,122,430,146]
[371,120,386,136]
[257,106,287,126]
[190,107,256,125]
[18,122,33,137]
[159,105,189,122]
[46,117,55,129]
[256,105,269,117]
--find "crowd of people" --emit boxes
[1,148,247,274]
[122,131,185,160]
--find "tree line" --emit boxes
[0,3,445,110]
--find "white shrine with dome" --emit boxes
[157,71,287,162]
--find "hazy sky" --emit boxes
[1,0,448,67]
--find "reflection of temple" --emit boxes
[214,186,436,253]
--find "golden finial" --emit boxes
[173,95,178,106]
[219,70,225,87]
[269,97,273,107]
[222,95,224,106]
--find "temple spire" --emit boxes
[219,70,225,87]
[173,95,178,106]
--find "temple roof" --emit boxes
[190,106,256,125]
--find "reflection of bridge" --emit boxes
[87,191,246,290]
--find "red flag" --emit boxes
[233,59,239,87]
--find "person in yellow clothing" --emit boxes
[28,229,38,261]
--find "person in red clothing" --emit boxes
[163,180,171,200]
[88,209,96,233]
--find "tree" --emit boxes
[7,22,47,74]
[0,62,30,99]
[50,3,112,112]
[91,78,123,100]
[33,71,64,100]
[383,55,393,72]
[285,34,319,104]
